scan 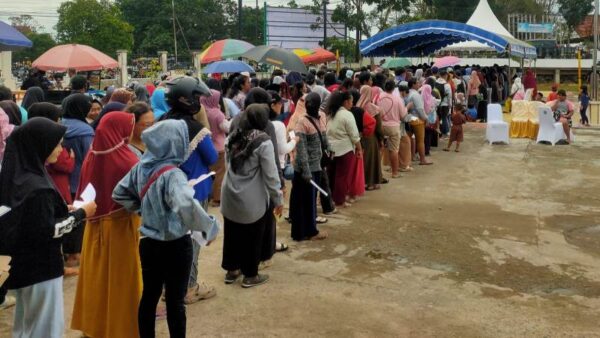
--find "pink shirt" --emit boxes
[376,91,406,127]
[206,108,226,152]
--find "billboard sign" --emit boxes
[517,23,554,33]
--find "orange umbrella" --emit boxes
[300,48,337,64]
[32,44,118,71]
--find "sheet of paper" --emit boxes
[191,231,207,246]
[188,171,216,187]
[73,183,96,208]
[191,221,220,247]
[289,130,296,139]
[0,205,11,218]
[310,179,328,197]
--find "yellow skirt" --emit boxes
[71,209,142,338]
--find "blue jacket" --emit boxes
[180,128,218,202]
[113,120,219,241]
[62,118,94,194]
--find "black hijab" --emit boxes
[0,117,67,212]
[62,93,92,123]
[92,101,126,130]
[349,89,364,132]
[227,103,270,173]
[27,103,62,122]
[21,86,45,111]
[304,92,321,119]
[0,100,22,126]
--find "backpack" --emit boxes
[435,82,447,102]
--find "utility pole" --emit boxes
[172,0,178,64]
[323,0,328,49]
[256,0,259,44]
[238,0,243,40]
[593,0,599,99]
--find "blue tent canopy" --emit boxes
[0,20,33,51]
[360,20,536,59]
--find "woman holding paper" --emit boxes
[0,117,96,338]
[290,92,328,241]
[71,112,142,338]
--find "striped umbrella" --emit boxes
[293,48,337,64]
[199,39,255,64]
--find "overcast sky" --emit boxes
[0,0,319,34]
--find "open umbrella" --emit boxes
[32,44,118,72]
[293,48,337,64]
[202,60,254,74]
[433,56,461,69]
[382,57,411,69]
[0,20,32,51]
[242,45,308,74]
[200,39,255,64]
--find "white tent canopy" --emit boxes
[444,0,515,52]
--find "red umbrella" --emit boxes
[300,48,337,64]
[32,44,118,71]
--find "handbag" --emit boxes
[306,116,333,169]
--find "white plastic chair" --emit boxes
[485,103,509,144]
[536,106,572,145]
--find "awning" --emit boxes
[360,20,536,59]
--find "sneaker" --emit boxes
[0,295,15,310]
[241,274,269,288]
[224,270,241,284]
[184,282,216,304]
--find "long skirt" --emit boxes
[328,151,356,206]
[260,203,276,262]
[290,171,320,241]
[362,135,382,186]
[349,156,365,197]
[71,209,142,338]
[13,277,64,338]
[222,210,268,277]
[398,134,412,168]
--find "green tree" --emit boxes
[558,0,593,40]
[9,15,41,35]
[13,32,57,63]
[56,0,134,57]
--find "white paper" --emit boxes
[0,206,11,217]
[188,171,216,187]
[310,179,328,197]
[191,231,208,246]
[191,218,220,247]
[73,183,96,208]
[289,130,296,139]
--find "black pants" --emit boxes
[290,171,320,241]
[425,127,436,155]
[260,203,276,262]
[138,235,193,338]
[581,108,589,124]
[438,106,450,135]
[0,285,6,304]
[318,167,335,213]
[222,210,268,277]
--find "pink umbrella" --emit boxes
[32,44,118,71]
[433,56,461,69]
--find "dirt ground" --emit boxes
[2,123,600,337]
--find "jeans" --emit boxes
[13,277,64,338]
[581,108,589,125]
[439,106,450,135]
[139,235,193,338]
[188,200,208,288]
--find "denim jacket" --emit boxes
[113,120,219,241]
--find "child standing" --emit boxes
[444,105,467,152]
[113,119,219,338]
[579,85,590,127]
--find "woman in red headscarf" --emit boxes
[523,69,537,99]
[71,112,142,338]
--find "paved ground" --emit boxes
[2,123,600,337]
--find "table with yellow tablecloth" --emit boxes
[509,100,545,139]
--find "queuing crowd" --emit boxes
[0,62,577,338]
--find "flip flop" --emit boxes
[275,242,289,252]
[316,216,328,224]
[310,231,329,240]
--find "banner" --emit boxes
[517,23,554,34]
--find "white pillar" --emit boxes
[158,51,168,74]
[191,50,201,78]
[554,69,561,84]
[0,52,17,90]
[117,50,128,87]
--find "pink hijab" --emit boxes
[421,85,435,115]
[0,108,16,162]
[357,85,382,116]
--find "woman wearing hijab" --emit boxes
[71,112,142,338]
[29,103,75,206]
[109,88,134,105]
[126,102,155,158]
[523,69,537,99]
[326,91,362,208]
[290,92,329,241]
[86,99,103,124]
[357,85,384,190]
[162,77,219,303]
[134,84,150,103]
[91,101,127,130]
[0,107,15,168]
[21,86,45,111]
[468,70,481,108]
[61,93,94,268]
[201,89,230,207]
[101,86,115,106]
[150,87,170,119]
[0,118,96,338]
[221,103,284,287]
[511,77,525,100]
[0,100,22,125]
[348,90,366,199]
[421,85,440,156]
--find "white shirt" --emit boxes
[273,120,296,168]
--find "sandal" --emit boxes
[366,186,376,191]
[315,216,328,224]
[275,242,289,252]
[310,231,328,240]
[156,307,167,320]
[346,197,356,203]
[455,149,460,152]
[391,174,402,178]
[443,148,450,152]
[381,178,389,184]
[184,282,217,304]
